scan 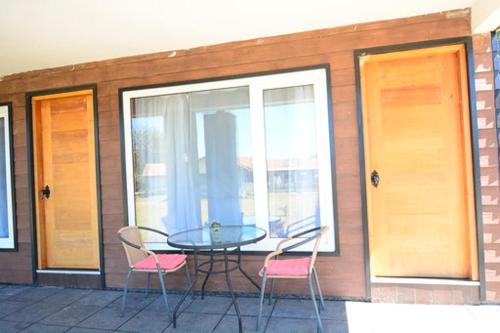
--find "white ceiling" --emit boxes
[0,0,476,77]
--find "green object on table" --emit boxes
[210,221,221,242]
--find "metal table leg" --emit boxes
[173,250,199,328]
[224,248,242,333]
[236,246,261,291]
[200,250,214,300]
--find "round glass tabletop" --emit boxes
[167,225,267,250]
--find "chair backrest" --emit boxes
[117,226,148,268]
[309,226,329,273]
[280,225,329,273]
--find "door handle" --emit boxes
[40,185,51,199]
[370,170,380,188]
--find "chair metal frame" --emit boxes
[256,226,329,333]
[117,226,192,319]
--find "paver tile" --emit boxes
[163,312,222,333]
[43,288,93,305]
[107,292,157,310]
[77,307,139,330]
[272,298,320,319]
[40,305,101,326]
[0,300,32,318]
[0,286,32,300]
[265,317,322,333]
[143,293,192,313]
[214,315,267,333]
[0,320,31,333]
[182,296,232,314]
[19,323,71,333]
[3,301,66,323]
[8,286,62,302]
[74,290,122,307]
[117,309,171,333]
[227,296,274,317]
[66,328,114,333]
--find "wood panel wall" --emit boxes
[0,9,485,300]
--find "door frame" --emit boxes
[354,37,486,302]
[26,84,105,288]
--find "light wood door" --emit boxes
[360,45,478,279]
[33,90,99,269]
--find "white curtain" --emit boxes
[0,118,8,238]
[164,95,201,233]
[133,94,201,235]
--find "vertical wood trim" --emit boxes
[40,100,55,267]
[32,101,45,268]
[86,94,99,268]
[457,46,479,281]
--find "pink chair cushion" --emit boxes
[261,257,311,277]
[134,254,187,270]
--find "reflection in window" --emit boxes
[131,87,254,242]
[0,104,14,249]
[0,118,8,238]
[264,85,320,238]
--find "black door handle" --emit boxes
[371,170,380,188]
[40,185,51,199]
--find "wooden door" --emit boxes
[360,45,478,279]
[33,90,99,269]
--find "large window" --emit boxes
[0,104,15,250]
[121,68,335,252]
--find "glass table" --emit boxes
[167,224,267,333]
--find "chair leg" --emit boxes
[268,279,276,305]
[313,267,325,310]
[307,274,324,333]
[157,269,171,321]
[184,262,194,299]
[256,273,267,331]
[145,272,151,298]
[120,269,133,317]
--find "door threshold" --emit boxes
[371,276,480,286]
[36,269,100,275]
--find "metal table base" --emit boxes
[172,246,260,333]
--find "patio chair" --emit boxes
[256,226,329,333]
[117,226,191,318]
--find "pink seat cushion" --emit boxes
[261,257,311,277]
[134,254,187,270]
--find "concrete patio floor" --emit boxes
[0,284,498,333]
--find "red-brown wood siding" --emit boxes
[1,9,494,302]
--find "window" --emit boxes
[0,104,15,250]
[121,68,336,252]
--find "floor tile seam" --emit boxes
[17,321,73,333]
[74,307,142,330]
[209,298,235,332]
[0,299,68,324]
[114,295,173,333]
[0,298,43,320]
[262,296,279,332]
[42,300,103,328]
[114,295,198,332]
[9,286,70,303]
[40,290,110,328]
